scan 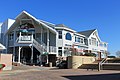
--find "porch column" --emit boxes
[32,32,33,41]
[47,29,49,52]
[47,29,49,64]
[31,46,34,63]
[13,30,16,62]
[41,26,43,44]
[18,46,22,63]
[13,47,15,62]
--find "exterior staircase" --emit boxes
[79,58,120,70]
[32,39,47,54]
[79,58,107,71]
[17,35,47,54]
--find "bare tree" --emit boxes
[116,51,120,57]
[107,51,111,56]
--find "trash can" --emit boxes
[49,62,52,67]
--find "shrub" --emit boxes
[84,53,96,57]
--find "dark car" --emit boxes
[57,60,67,69]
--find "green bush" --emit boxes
[84,53,96,57]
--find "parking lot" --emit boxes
[1,66,120,80]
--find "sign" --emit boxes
[19,23,35,32]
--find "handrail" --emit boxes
[16,36,56,54]
[36,38,46,47]
[33,39,47,54]
[98,58,107,71]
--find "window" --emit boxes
[58,47,62,49]
[9,33,14,40]
[66,33,72,40]
[75,37,80,43]
[104,43,107,47]
[89,39,91,45]
[80,38,84,44]
[58,31,62,39]
[91,38,96,46]
[97,41,98,46]
[75,36,84,44]
[58,47,62,56]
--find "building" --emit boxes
[0,11,108,65]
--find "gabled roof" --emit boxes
[39,20,55,28]
[6,11,57,34]
[55,24,76,32]
[55,24,69,28]
[78,29,96,37]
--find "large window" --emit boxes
[91,37,96,46]
[58,31,62,39]
[66,33,72,40]
[75,36,84,44]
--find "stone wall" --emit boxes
[68,56,95,69]
[0,54,12,70]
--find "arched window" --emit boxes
[66,33,72,40]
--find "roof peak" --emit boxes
[78,29,97,37]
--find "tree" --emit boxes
[116,51,120,57]
[107,51,111,56]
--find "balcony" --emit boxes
[17,36,33,43]
[49,46,57,53]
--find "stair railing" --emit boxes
[33,39,47,54]
[98,58,107,71]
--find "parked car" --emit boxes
[56,60,67,69]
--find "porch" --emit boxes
[6,12,58,66]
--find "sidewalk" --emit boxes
[0,65,58,76]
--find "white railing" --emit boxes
[19,36,32,41]
[98,58,107,71]
[49,46,56,53]
[16,36,57,54]
[33,39,47,54]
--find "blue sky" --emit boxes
[0,0,120,55]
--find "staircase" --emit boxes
[16,36,47,54]
[79,58,107,71]
[32,39,47,54]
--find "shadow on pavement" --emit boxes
[62,73,120,80]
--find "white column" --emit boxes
[13,31,16,62]
[47,29,49,64]
[41,27,43,44]
[32,32,33,41]
[18,46,22,63]
[19,32,21,41]
[62,47,64,57]
[13,47,15,62]
[56,33,58,57]
[47,29,49,52]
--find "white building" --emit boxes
[0,11,107,65]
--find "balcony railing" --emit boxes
[17,36,33,43]
[49,46,56,53]
[16,35,57,53]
